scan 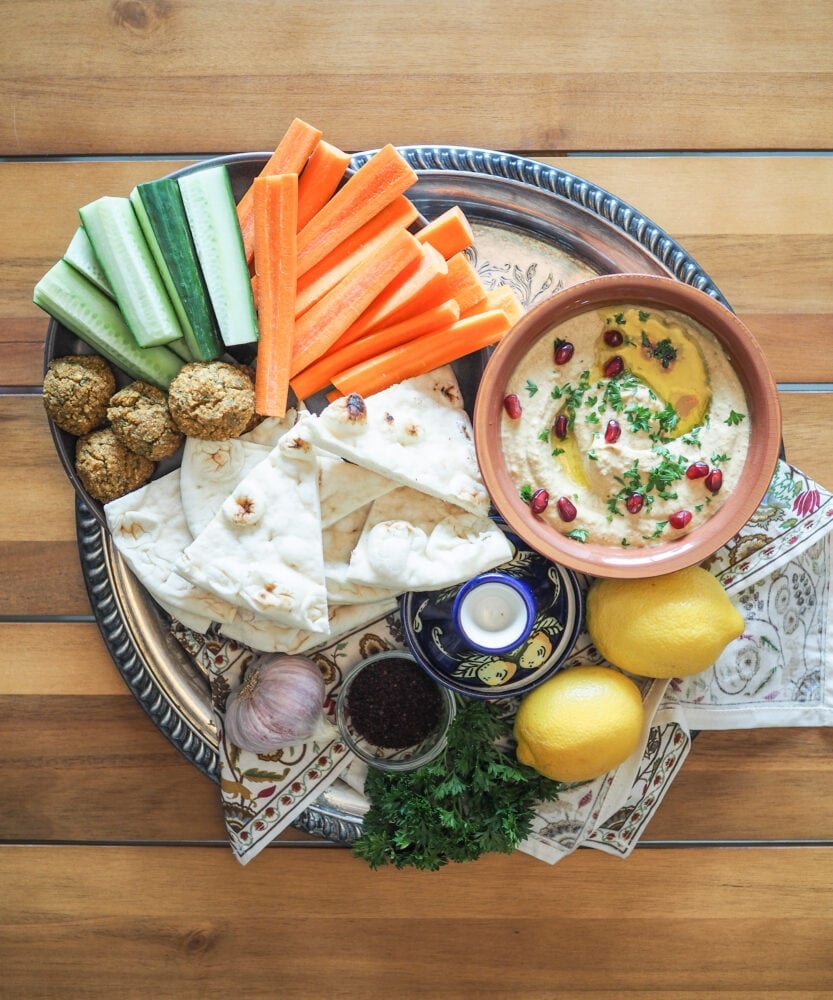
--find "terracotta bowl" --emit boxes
[473,274,782,579]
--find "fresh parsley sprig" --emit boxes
[352,698,564,871]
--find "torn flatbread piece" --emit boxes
[317,456,395,529]
[297,365,490,516]
[220,597,397,654]
[180,436,271,538]
[323,505,401,606]
[104,469,238,629]
[177,431,330,633]
[240,410,298,447]
[346,485,512,592]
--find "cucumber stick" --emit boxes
[178,165,259,347]
[78,196,184,349]
[130,178,222,362]
[34,260,184,390]
[63,226,114,298]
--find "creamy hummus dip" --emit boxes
[500,304,750,547]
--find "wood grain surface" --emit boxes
[3,1,833,154]
[3,2,833,996]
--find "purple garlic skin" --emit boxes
[223,654,326,753]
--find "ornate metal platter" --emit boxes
[74,146,727,840]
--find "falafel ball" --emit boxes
[75,427,154,503]
[43,355,116,436]
[107,380,184,461]
[167,361,256,440]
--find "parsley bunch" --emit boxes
[352,698,564,871]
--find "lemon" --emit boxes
[586,565,744,679]
[514,665,644,782]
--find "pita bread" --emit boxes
[317,457,395,528]
[240,410,298,446]
[220,596,397,654]
[180,436,271,538]
[322,505,401,606]
[104,469,239,628]
[296,366,490,516]
[345,485,512,591]
[177,431,330,633]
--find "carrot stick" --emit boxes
[296,144,418,276]
[289,299,460,400]
[294,196,418,316]
[296,140,352,231]
[237,118,322,266]
[330,309,512,398]
[252,174,297,418]
[336,243,448,345]
[416,206,474,259]
[410,251,488,316]
[461,283,525,324]
[290,228,423,377]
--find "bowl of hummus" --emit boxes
[474,274,782,579]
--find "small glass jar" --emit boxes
[336,650,456,772]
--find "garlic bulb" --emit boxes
[223,655,327,753]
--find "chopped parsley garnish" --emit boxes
[519,484,533,503]
[726,409,746,426]
[711,452,730,465]
[641,330,678,368]
[638,310,651,322]
[524,379,539,397]
[538,429,550,442]
[567,528,590,543]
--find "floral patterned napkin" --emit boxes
[172,460,832,866]
[522,460,833,863]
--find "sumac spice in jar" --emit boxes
[345,655,443,749]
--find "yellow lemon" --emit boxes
[586,565,744,679]
[514,665,644,782]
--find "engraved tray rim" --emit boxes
[74,145,728,844]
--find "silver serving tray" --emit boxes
[73,146,727,842]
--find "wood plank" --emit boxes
[1,845,832,998]
[0,390,830,617]
[780,393,833,490]
[2,2,832,154]
[6,157,833,385]
[4,623,833,845]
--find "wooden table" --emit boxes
[3,3,833,996]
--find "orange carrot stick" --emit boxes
[336,244,448,345]
[416,206,474,259]
[238,118,322,266]
[289,299,460,400]
[296,144,418,276]
[296,140,352,231]
[331,309,512,398]
[252,174,297,418]
[411,251,488,315]
[294,196,419,316]
[290,228,422,377]
[461,283,525,324]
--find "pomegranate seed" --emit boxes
[626,493,644,514]
[530,488,550,515]
[503,393,522,419]
[556,496,577,522]
[604,329,624,347]
[705,468,723,493]
[553,413,569,439]
[604,419,621,444]
[603,355,625,378]
[554,341,574,365]
[686,461,709,480]
[669,509,693,530]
